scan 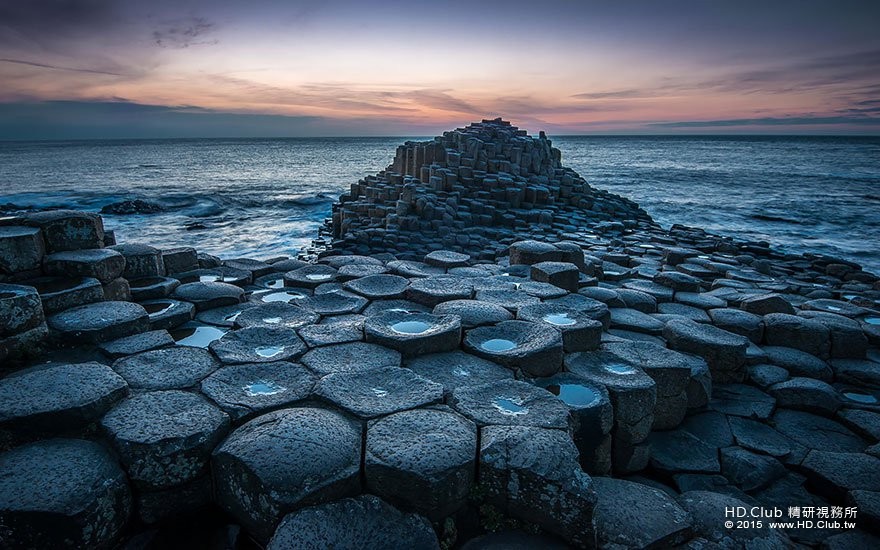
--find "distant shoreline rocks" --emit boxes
[101,199,164,215]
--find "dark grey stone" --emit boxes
[769,377,841,416]
[112,346,219,390]
[233,302,319,330]
[0,438,131,549]
[210,326,307,364]
[110,243,165,279]
[200,361,317,421]
[763,345,833,381]
[677,491,791,547]
[463,320,563,377]
[710,384,776,420]
[102,390,230,490]
[801,450,880,501]
[530,261,580,293]
[172,281,245,311]
[212,407,362,542]
[720,446,786,492]
[405,350,514,397]
[365,311,461,357]
[48,300,150,344]
[0,226,44,274]
[0,283,44,337]
[315,366,443,419]
[707,308,764,343]
[343,274,409,299]
[301,341,400,375]
[727,416,794,458]
[141,298,195,331]
[479,425,596,546]
[740,293,795,315]
[268,495,438,550]
[298,289,368,315]
[425,249,470,268]
[282,264,338,288]
[0,361,128,433]
[647,429,721,474]
[450,379,571,429]
[21,210,104,252]
[33,276,104,313]
[763,313,831,358]
[43,248,125,284]
[591,476,693,549]
[297,320,363,347]
[518,303,602,352]
[771,409,865,453]
[405,275,474,306]
[434,299,514,328]
[366,408,476,519]
[99,329,174,358]
[663,319,749,382]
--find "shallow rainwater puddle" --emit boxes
[546,384,599,407]
[305,273,332,281]
[266,278,285,289]
[826,305,842,311]
[244,380,285,396]
[452,367,471,377]
[391,320,432,334]
[262,291,305,303]
[843,391,878,404]
[262,316,282,324]
[200,275,222,282]
[544,313,576,326]
[864,317,880,326]
[481,339,517,352]
[493,397,528,415]
[605,364,637,375]
[255,345,285,358]
[371,387,388,397]
[842,294,857,301]
[144,301,175,315]
[171,325,227,347]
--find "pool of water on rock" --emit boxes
[391,320,432,334]
[604,364,637,375]
[255,345,285,358]
[546,384,600,407]
[260,290,306,303]
[543,313,576,326]
[481,339,517,352]
[864,317,880,326]
[493,397,528,415]
[371,387,388,397]
[244,380,286,396]
[170,325,227,347]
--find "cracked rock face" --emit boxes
[212,407,362,542]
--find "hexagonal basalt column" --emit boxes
[32,276,104,313]
[517,303,602,352]
[283,264,338,289]
[365,311,461,357]
[268,495,439,550]
[473,289,542,313]
[0,226,45,275]
[424,250,470,268]
[533,373,613,473]
[405,350,514,397]
[0,361,128,435]
[141,298,194,330]
[200,361,318,422]
[315,366,443,419]
[433,299,514,328]
[365,408,477,519]
[212,407,362,542]
[298,289,368,316]
[530,261,580,293]
[301,341,401,375]
[463,320,563,377]
[102,390,229,491]
[47,301,150,345]
[544,294,611,329]
[112,346,220,391]
[233,301,319,330]
[0,283,45,338]
[450,379,571,429]
[128,276,180,301]
[0,439,131,549]
[405,276,474,307]
[21,210,104,252]
[42,248,125,284]
[663,319,750,383]
[602,341,697,430]
[173,281,245,311]
[110,243,165,279]
[479,425,596,547]
[343,274,410,299]
[210,326,307,364]
[508,240,563,266]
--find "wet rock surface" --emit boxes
[4,119,880,547]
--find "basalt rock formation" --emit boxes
[314,118,653,260]
[1,121,880,548]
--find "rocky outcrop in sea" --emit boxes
[1,119,880,548]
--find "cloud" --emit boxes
[572,89,649,100]
[0,57,124,76]
[152,16,217,49]
[649,115,880,128]
[0,0,118,49]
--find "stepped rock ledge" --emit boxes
[1,119,880,548]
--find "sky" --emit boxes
[0,0,878,138]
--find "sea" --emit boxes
[1,135,878,273]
